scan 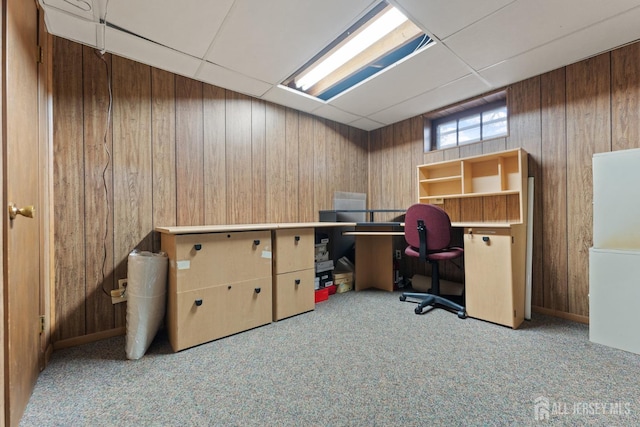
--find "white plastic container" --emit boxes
[125,250,168,360]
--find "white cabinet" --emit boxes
[589,249,640,354]
[590,148,640,354]
[593,149,640,250]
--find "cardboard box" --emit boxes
[334,271,353,293]
[314,251,329,262]
[315,259,334,273]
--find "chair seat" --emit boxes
[405,246,463,261]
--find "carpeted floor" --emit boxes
[20,290,640,426]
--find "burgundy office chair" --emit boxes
[399,203,466,318]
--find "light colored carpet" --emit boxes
[21,290,640,426]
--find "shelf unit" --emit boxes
[415,148,529,328]
[417,148,528,224]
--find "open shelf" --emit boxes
[417,148,528,223]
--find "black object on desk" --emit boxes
[319,210,405,262]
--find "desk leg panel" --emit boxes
[355,234,394,292]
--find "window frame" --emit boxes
[426,99,508,152]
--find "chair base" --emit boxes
[400,292,467,319]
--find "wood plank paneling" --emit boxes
[507,78,544,309]
[409,117,424,205]
[351,126,363,194]
[52,38,86,340]
[541,68,568,312]
[393,119,413,219]
[203,84,226,225]
[111,56,153,327]
[612,43,640,151]
[566,53,611,316]
[226,92,253,224]
[251,99,267,222]
[313,117,329,212]
[175,76,204,226]
[266,103,287,222]
[285,108,300,222]
[379,126,395,212]
[325,122,341,207]
[50,39,397,341]
[299,113,315,222]
[82,47,114,333]
[151,69,177,247]
[368,129,383,210]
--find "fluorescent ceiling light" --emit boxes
[296,8,409,90]
[283,1,431,101]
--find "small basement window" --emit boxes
[425,91,508,151]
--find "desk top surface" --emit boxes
[155,222,358,235]
[156,221,519,235]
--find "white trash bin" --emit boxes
[125,250,168,360]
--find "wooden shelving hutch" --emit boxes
[416,148,529,328]
[417,148,528,224]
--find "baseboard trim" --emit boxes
[532,306,589,324]
[53,327,126,350]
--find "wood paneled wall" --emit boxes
[52,34,640,340]
[51,38,367,342]
[370,42,640,322]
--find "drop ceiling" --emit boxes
[39,0,640,131]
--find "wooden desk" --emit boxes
[343,224,404,293]
[344,221,527,329]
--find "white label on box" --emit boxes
[177,260,190,270]
[262,250,272,259]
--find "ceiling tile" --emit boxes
[196,62,273,98]
[330,43,471,117]
[479,5,640,88]
[444,0,640,70]
[312,104,361,124]
[105,28,202,78]
[106,0,234,59]
[40,0,99,21]
[395,0,515,39]
[41,0,640,130]
[368,74,492,123]
[204,0,375,84]
[42,6,99,47]
[349,117,387,131]
[261,85,325,114]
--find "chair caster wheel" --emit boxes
[414,306,422,315]
[399,295,406,302]
[457,311,467,319]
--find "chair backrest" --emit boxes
[404,203,452,251]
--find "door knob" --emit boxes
[8,204,35,220]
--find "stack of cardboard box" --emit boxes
[314,234,334,293]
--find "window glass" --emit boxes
[458,127,480,144]
[482,106,507,139]
[437,121,457,148]
[458,114,480,144]
[438,132,457,148]
[459,114,480,130]
[431,100,508,150]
